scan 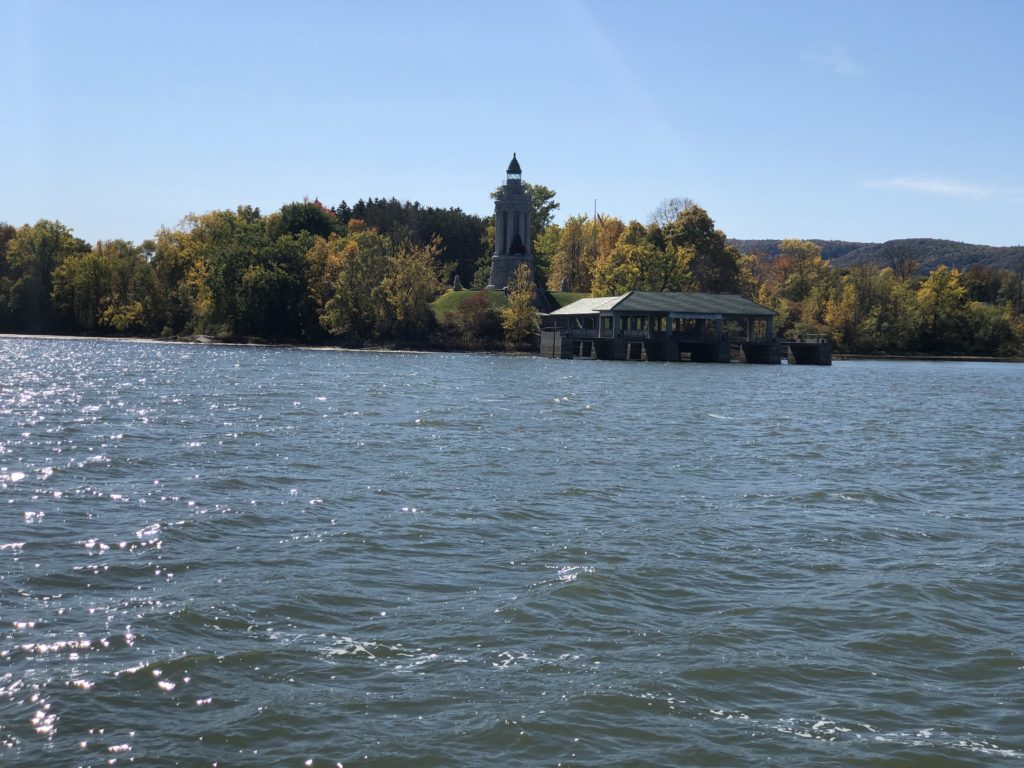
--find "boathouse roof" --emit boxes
[548,291,777,317]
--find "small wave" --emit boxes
[554,564,595,583]
[322,636,423,663]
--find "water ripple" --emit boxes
[2,339,1023,766]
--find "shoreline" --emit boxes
[834,352,1024,363]
[3,333,1023,363]
[0,332,519,357]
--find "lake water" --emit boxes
[1,337,1022,767]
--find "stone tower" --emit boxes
[487,153,533,290]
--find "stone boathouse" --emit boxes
[541,291,832,364]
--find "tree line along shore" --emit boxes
[2,191,1022,357]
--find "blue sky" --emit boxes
[3,0,1022,246]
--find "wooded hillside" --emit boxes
[731,238,1024,273]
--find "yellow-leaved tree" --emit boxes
[502,263,539,345]
[377,237,444,340]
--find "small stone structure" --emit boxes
[487,154,533,290]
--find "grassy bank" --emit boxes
[429,290,508,322]
[429,289,588,323]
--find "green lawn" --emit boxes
[548,292,588,308]
[430,289,590,322]
[430,290,508,322]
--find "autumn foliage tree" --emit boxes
[591,221,678,294]
[3,220,90,332]
[915,265,968,352]
[548,215,592,292]
[318,226,392,339]
[51,239,157,334]
[377,237,444,340]
[756,239,833,335]
[502,263,539,345]
[666,206,744,294]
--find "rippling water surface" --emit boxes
[2,337,1022,766]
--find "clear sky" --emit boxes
[2,0,1022,246]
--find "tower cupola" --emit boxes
[506,153,522,184]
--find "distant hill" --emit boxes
[730,238,1024,274]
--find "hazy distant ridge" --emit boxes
[730,238,1024,273]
